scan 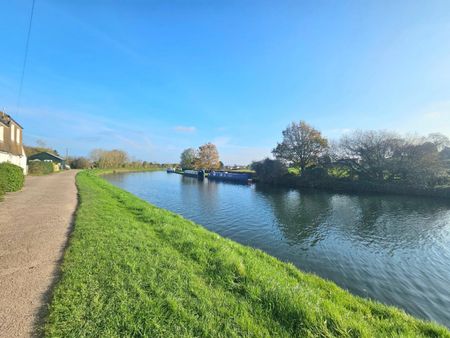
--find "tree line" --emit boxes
[180,143,223,170]
[67,149,168,169]
[252,121,450,188]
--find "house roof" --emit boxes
[28,152,64,161]
[0,111,24,129]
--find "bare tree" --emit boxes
[90,149,106,163]
[338,130,400,181]
[90,149,128,168]
[196,143,220,170]
[427,133,450,152]
[337,131,447,187]
[272,121,328,174]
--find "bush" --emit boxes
[251,158,287,183]
[28,161,54,175]
[0,163,25,195]
[302,167,328,180]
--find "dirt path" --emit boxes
[0,170,78,337]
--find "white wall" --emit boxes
[0,149,27,174]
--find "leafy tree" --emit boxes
[272,121,328,174]
[180,148,197,169]
[391,141,445,187]
[196,143,220,170]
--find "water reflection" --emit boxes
[255,185,332,247]
[329,195,450,251]
[105,171,450,327]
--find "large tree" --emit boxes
[196,143,220,170]
[272,121,328,174]
[391,141,445,187]
[427,133,450,151]
[180,148,197,169]
[90,149,128,168]
[338,130,400,181]
[337,131,447,186]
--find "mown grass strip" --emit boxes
[45,170,450,337]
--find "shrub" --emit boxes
[302,167,328,180]
[251,158,287,183]
[28,161,54,175]
[0,163,25,194]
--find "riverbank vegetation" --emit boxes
[0,163,24,200]
[252,121,450,198]
[44,171,449,337]
[28,161,54,175]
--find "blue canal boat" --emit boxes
[207,171,251,183]
[183,170,205,180]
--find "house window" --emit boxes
[11,124,15,142]
[0,126,3,142]
[16,128,20,143]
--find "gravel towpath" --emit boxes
[0,170,78,337]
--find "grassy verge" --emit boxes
[45,171,450,337]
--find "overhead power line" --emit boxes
[17,0,36,113]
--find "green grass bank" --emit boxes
[45,171,450,337]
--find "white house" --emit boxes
[0,111,27,174]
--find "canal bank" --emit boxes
[44,170,449,336]
[105,170,450,328]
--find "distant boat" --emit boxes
[207,171,252,183]
[166,168,176,173]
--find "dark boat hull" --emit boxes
[208,172,251,183]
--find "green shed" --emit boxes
[28,152,66,168]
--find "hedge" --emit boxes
[28,161,54,175]
[0,163,25,198]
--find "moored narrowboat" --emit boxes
[183,169,205,180]
[207,171,251,183]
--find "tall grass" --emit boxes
[44,171,450,337]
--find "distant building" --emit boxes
[28,152,66,171]
[0,111,27,174]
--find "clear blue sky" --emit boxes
[1,1,450,164]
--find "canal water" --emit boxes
[105,171,450,327]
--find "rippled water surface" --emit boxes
[105,171,450,327]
